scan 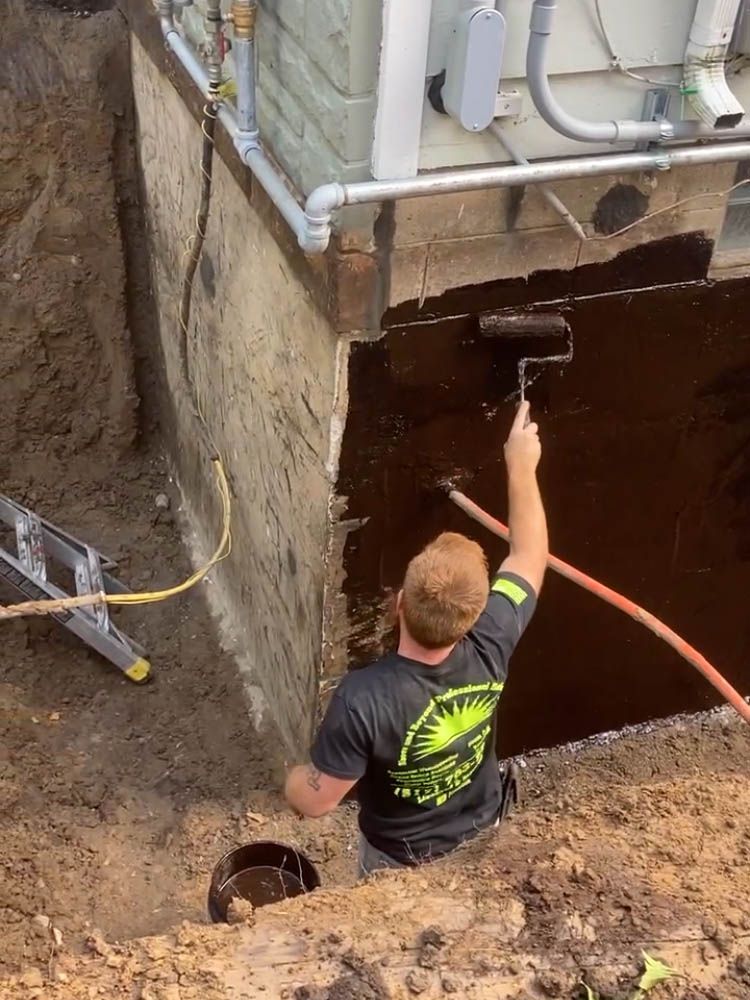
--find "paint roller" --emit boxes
[476,309,573,400]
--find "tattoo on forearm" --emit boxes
[306,765,322,791]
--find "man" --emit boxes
[285,401,547,872]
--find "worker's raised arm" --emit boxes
[499,401,548,595]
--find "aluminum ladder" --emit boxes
[0,495,150,683]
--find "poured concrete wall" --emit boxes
[131,37,345,752]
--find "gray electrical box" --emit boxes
[442,6,507,133]
[732,0,750,54]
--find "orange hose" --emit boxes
[449,489,750,725]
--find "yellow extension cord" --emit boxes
[0,459,232,622]
[107,458,232,606]
[0,101,231,629]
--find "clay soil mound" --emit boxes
[2,710,749,999]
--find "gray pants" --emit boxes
[358,833,406,876]
[357,762,519,878]
[358,824,499,877]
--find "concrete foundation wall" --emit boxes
[131,37,344,752]
[335,253,750,755]
[128,2,750,755]
[387,162,738,308]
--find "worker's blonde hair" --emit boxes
[400,532,489,649]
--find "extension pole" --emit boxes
[449,489,750,725]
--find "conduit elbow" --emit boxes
[158,0,174,36]
[527,1,617,143]
[527,0,674,145]
[299,184,345,255]
[234,130,261,159]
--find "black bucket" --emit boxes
[207,841,321,923]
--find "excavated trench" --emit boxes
[2,0,750,992]
[0,0,356,975]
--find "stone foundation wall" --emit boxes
[131,36,346,753]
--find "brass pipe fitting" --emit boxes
[231,0,257,40]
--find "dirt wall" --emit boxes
[0,2,303,971]
[0,0,138,489]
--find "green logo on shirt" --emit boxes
[412,692,500,761]
[388,681,504,807]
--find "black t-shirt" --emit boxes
[311,571,536,864]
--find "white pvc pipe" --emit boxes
[161,21,237,134]
[241,147,308,236]
[159,11,307,243]
[299,139,750,250]
[328,141,750,203]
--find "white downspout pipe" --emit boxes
[684,0,746,128]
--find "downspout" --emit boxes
[684,0,745,127]
[527,0,748,144]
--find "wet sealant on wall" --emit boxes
[333,237,750,756]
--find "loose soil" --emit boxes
[0,0,357,979]
[1,3,749,1000]
[2,711,749,999]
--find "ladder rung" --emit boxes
[0,494,150,683]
